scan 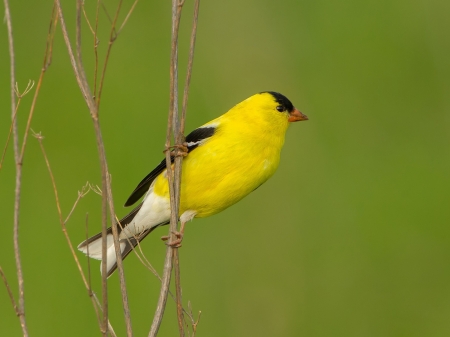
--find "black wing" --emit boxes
[124,158,171,206]
[184,126,216,151]
[124,125,217,207]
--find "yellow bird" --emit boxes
[78,91,308,276]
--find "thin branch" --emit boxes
[55,0,96,110]
[0,80,34,171]
[3,0,29,335]
[0,266,19,315]
[180,0,200,137]
[173,1,200,334]
[186,302,201,337]
[76,0,87,88]
[55,2,107,334]
[113,215,199,328]
[56,1,134,335]
[18,3,58,162]
[81,1,96,35]
[0,106,17,171]
[92,2,134,335]
[95,0,123,110]
[93,0,100,97]
[63,183,92,224]
[149,0,185,335]
[117,0,140,36]
[33,131,89,287]
[85,212,102,329]
[32,131,117,335]
[100,1,115,27]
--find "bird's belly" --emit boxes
[152,132,283,219]
[178,149,280,218]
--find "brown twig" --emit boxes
[0,266,19,315]
[75,0,90,95]
[18,3,58,163]
[32,130,116,335]
[0,81,34,171]
[34,132,88,280]
[186,301,201,337]
[113,215,199,330]
[173,1,200,334]
[94,2,134,335]
[93,0,101,98]
[3,0,29,335]
[85,212,102,329]
[149,0,201,335]
[180,0,200,136]
[117,0,139,36]
[148,1,183,336]
[95,0,123,110]
[56,1,135,335]
[0,103,18,171]
[81,1,96,35]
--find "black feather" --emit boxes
[124,158,172,207]
[262,91,294,113]
[185,126,216,151]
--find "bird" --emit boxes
[78,91,308,277]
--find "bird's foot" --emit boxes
[163,142,189,157]
[161,231,183,248]
[160,222,186,248]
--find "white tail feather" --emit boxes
[78,233,126,276]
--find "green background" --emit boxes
[1,0,450,336]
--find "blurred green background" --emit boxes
[1,0,450,336]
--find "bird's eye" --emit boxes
[276,105,285,112]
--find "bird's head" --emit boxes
[232,92,308,129]
[258,91,308,123]
[223,91,307,134]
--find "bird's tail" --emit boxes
[77,226,156,278]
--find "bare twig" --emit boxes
[114,214,199,329]
[81,1,96,35]
[34,131,89,287]
[186,301,201,337]
[3,0,29,335]
[180,0,200,136]
[0,103,18,171]
[18,2,58,163]
[93,0,101,97]
[56,1,134,335]
[55,2,108,335]
[173,1,200,334]
[0,267,19,315]
[148,1,183,335]
[100,1,115,27]
[85,212,102,328]
[117,0,140,36]
[95,0,123,110]
[149,0,203,335]
[75,0,90,95]
[55,1,96,109]
[32,130,117,335]
[0,80,34,171]
[93,2,134,336]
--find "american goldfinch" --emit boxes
[78,91,308,276]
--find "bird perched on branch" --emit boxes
[78,91,308,277]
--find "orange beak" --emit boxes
[288,108,308,122]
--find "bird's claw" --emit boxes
[163,142,189,157]
[161,230,184,248]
